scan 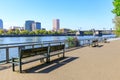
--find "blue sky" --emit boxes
[0,0,114,30]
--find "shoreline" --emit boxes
[0,34,114,37]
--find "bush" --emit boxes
[66,36,79,48]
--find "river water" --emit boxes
[0,35,115,62]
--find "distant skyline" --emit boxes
[0,0,114,30]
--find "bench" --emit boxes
[103,38,109,43]
[12,44,65,73]
[91,39,99,47]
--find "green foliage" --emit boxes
[84,31,93,35]
[67,37,75,47]
[47,31,52,34]
[114,17,120,36]
[14,29,20,35]
[7,30,15,35]
[29,31,35,35]
[0,29,66,35]
[20,30,29,35]
[0,29,4,35]
[35,30,40,35]
[112,0,120,16]
[113,16,120,36]
[112,0,120,36]
[115,28,120,37]
[66,37,79,48]
[39,30,46,34]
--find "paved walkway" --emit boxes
[0,40,120,80]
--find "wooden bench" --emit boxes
[12,44,65,73]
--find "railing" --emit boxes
[0,36,115,63]
[0,41,64,63]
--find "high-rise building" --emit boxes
[0,19,3,29]
[25,20,35,31]
[32,22,36,31]
[25,20,41,31]
[36,22,41,30]
[32,22,41,31]
[53,19,60,31]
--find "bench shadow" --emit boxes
[0,65,11,71]
[24,57,79,73]
[91,45,104,48]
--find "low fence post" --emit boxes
[6,47,9,63]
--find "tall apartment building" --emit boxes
[25,20,41,31]
[25,20,35,31]
[32,22,41,31]
[0,19,3,29]
[53,19,60,31]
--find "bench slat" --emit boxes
[21,47,48,58]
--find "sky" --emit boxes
[0,0,114,30]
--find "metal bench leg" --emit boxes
[19,59,22,73]
[12,58,15,71]
[63,50,65,58]
[46,57,50,63]
[19,63,22,73]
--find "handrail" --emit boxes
[0,42,40,46]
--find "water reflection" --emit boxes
[0,35,116,44]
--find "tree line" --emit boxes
[0,29,63,35]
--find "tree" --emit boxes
[113,16,120,36]
[47,31,52,35]
[20,30,29,35]
[35,30,40,35]
[7,30,15,35]
[0,29,4,35]
[112,0,120,16]
[112,0,120,36]
[29,31,35,35]
[14,29,20,35]
[39,30,47,34]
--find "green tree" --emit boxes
[7,30,15,35]
[29,31,35,35]
[112,0,120,16]
[112,0,120,36]
[35,30,40,35]
[20,30,29,35]
[14,29,20,35]
[0,29,4,35]
[113,16,120,36]
[39,30,47,34]
[84,31,93,35]
[47,31,52,35]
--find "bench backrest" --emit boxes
[92,39,98,43]
[20,44,65,58]
[20,46,48,58]
[49,44,65,52]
